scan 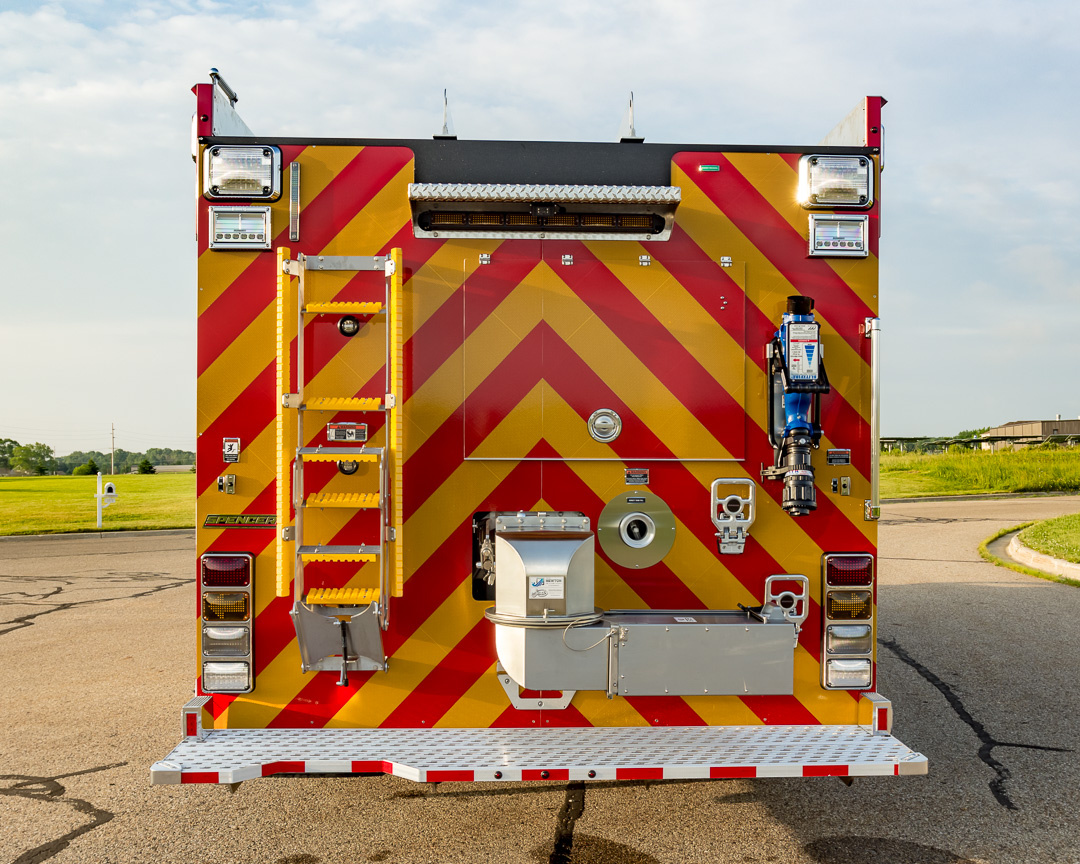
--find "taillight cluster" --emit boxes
[821,554,874,690]
[200,553,254,693]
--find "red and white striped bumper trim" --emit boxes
[151,724,927,785]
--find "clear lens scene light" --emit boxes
[798,155,873,208]
[203,145,282,200]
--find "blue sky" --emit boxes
[2,0,1078,454]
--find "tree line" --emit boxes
[0,439,195,475]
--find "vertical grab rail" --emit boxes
[865,317,881,521]
[276,247,296,597]
[388,248,405,597]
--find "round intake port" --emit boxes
[722,495,744,516]
[587,408,622,443]
[618,512,656,549]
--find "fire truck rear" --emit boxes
[152,71,926,785]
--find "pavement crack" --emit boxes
[880,637,1071,811]
[0,762,126,864]
[0,574,192,638]
[549,780,585,864]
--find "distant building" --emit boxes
[981,418,1080,450]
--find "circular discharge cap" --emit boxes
[588,409,622,443]
[598,490,675,568]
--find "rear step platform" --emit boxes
[151,725,927,785]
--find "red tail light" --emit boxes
[201,553,251,587]
[825,554,873,586]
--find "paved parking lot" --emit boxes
[2,497,1079,864]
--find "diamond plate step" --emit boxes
[151,725,927,785]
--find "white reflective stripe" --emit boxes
[849,763,895,776]
[662,765,712,780]
[307,760,352,773]
[755,764,802,778]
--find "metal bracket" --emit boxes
[710,478,756,554]
[300,254,388,272]
[282,259,300,276]
[496,664,575,710]
[291,602,388,675]
[763,574,809,646]
[281,526,295,541]
[861,692,893,736]
[182,695,211,742]
[384,393,396,409]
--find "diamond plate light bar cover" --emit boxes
[151,725,927,785]
[408,183,681,204]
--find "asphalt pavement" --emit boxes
[2,497,1080,864]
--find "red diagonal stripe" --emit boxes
[198,146,413,376]
[675,152,875,356]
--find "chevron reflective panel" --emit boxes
[195,143,880,736]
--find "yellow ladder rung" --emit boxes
[306,587,381,606]
[301,553,378,563]
[300,453,379,463]
[305,492,380,509]
[304,301,383,315]
[305,397,383,412]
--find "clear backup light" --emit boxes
[798,155,873,208]
[202,661,251,693]
[203,145,282,200]
[202,626,250,657]
[826,658,872,689]
[826,624,873,655]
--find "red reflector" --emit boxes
[201,554,252,587]
[825,555,873,586]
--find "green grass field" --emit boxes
[0,474,196,536]
[880,448,1080,499]
[1019,513,1080,564]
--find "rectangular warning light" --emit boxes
[209,206,271,251]
[808,214,868,258]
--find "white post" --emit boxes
[97,471,103,529]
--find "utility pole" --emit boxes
[111,423,115,476]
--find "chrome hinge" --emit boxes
[561,254,573,266]
[638,255,651,266]
[720,256,733,268]
[479,253,492,265]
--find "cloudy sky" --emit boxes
[1,0,1077,455]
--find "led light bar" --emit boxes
[202,626,250,657]
[208,206,271,251]
[825,658,872,689]
[826,624,873,655]
[809,214,869,258]
[201,553,252,587]
[203,145,282,200]
[202,591,250,622]
[202,661,251,693]
[798,155,873,208]
[825,554,874,586]
[826,590,872,620]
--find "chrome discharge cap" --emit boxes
[588,408,622,443]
